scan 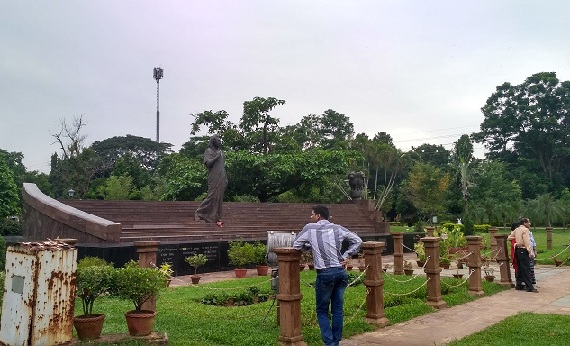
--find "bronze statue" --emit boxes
[195,134,227,227]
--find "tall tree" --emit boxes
[400,161,451,222]
[452,134,474,214]
[474,72,570,197]
[90,135,173,172]
[411,144,450,168]
[0,151,20,217]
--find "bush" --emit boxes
[0,236,6,271]
[77,256,112,270]
[227,241,257,268]
[0,217,21,236]
[473,224,491,233]
[111,261,168,311]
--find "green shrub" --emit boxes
[77,256,112,269]
[0,236,6,271]
[473,224,491,233]
[227,241,257,268]
[111,261,168,311]
[0,218,22,236]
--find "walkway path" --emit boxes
[342,265,570,345]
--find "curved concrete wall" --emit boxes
[22,183,121,243]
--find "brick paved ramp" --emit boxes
[341,266,570,345]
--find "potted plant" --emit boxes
[414,242,426,267]
[357,252,366,272]
[157,262,174,287]
[483,259,495,282]
[74,257,114,341]
[403,260,414,276]
[111,260,168,336]
[227,241,256,278]
[253,242,270,276]
[185,253,208,284]
[554,256,564,267]
[439,256,451,269]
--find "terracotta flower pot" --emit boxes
[191,275,202,284]
[74,314,105,341]
[484,275,495,282]
[256,265,270,276]
[125,310,156,336]
[452,273,464,279]
[234,268,248,278]
[404,269,414,276]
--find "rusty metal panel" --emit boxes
[30,247,77,346]
[0,241,77,346]
[0,246,38,345]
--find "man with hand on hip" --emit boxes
[293,205,362,346]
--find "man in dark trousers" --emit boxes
[510,217,538,293]
[293,205,362,346]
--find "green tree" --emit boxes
[474,72,570,198]
[468,160,522,225]
[0,152,20,217]
[527,193,563,227]
[400,161,451,222]
[452,134,474,214]
[96,176,135,200]
[90,134,173,172]
[411,144,450,169]
[226,149,356,202]
[157,153,206,201]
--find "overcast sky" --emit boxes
[2,1,570,173]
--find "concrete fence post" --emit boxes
[135,240,161,311]
[494,234,513,287]
[362,241,389,325]
[275,248,307,346]
[421,237,447,309]
[546,227,553,250]
[466,236,484,296]
[392,232,404,275]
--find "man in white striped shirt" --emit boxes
[293,205,362,346]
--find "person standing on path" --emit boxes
[293,205,362,346]
[510,217,538,293]
[529,228,537,286]
[195,134,227,227]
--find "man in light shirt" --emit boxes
[293,205,362,346]
[509,218,538,293]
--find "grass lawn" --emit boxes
[74,270,507,346]
[446,312,570,346]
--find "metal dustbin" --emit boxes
[0,241,77,346]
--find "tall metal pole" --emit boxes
[153,67,164,142]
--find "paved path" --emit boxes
[341,266,570,345]
[170,257,570,346]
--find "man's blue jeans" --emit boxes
[315,267,349,346]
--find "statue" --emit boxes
[347,171,365,199]
[195,134,227,227]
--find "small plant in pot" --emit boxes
[74,257,114,341]
[227,240,256,278]
[253,242,270,276]
[157,262,174,287]
[111,260,168,336]
[414,242,426,267]
[185,253,208,284]
[403,260,414,276]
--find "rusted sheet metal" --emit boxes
[0,241,77,346]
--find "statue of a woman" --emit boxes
[195,134,227,227]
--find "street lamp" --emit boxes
[153,67,164,142]
[67,189,75,198]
